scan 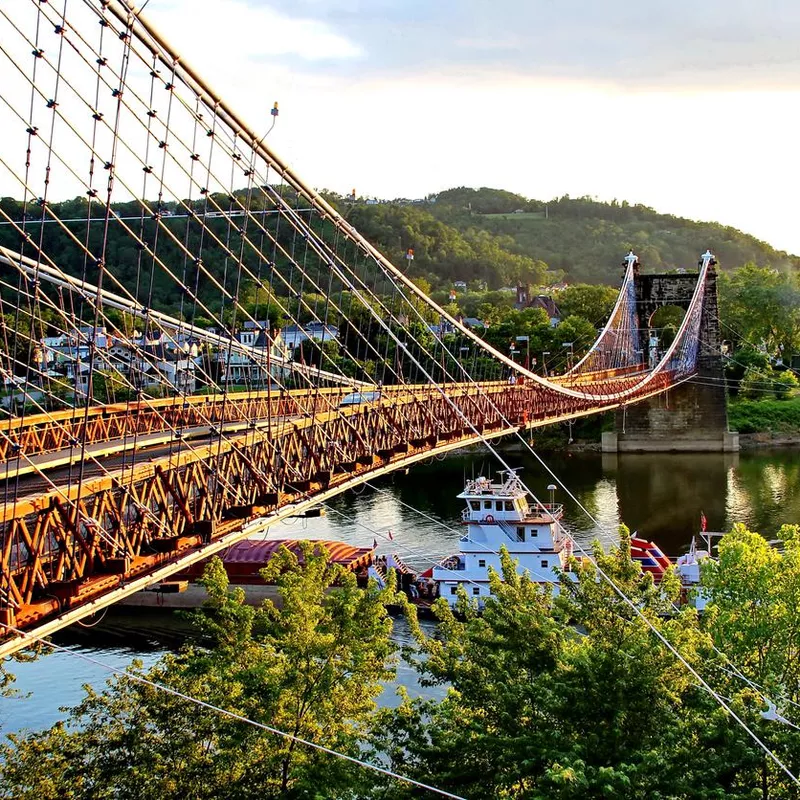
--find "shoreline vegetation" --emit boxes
[6,530,800,798]
[493,397,800,453]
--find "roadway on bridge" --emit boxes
[1,416,286,494]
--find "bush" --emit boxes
[739,366,798,400]
[728,397,800,433]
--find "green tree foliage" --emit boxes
[432,191,798,284]
[725,342,798,402]
[1,189,795,330]
[345,202,549,290]
[739,367,798,400]
[702,524,800,695]
[0,545,399,799]
[719,264,800,358]
[554,284,618,326]
[433,187,532,215]
[7,530,800,797]
[700,524,800,797]
[376,531,784,799]
[91,369,133,404]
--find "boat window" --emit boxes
[516,527,525,541]
[450,586,458,595]
[472,587,480,595]
[495,501,503,512]
[530,529,538,537]
[470,501,480,511]
[541,560,549,568]
[504,501,514,511]
[484,500,492,510]
[478,559,486,568]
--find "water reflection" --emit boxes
[4,447,800,732]
[316,448,800,563]
[612,453,737,553]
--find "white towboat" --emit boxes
[431,471,574,607]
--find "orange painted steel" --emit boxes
[0,372,681,646]
[0,387,349,463]
[0,374,641,464]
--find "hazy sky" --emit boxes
[12,0,800,257]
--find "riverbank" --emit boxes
[738,432,800,449]
[727,398,800,436]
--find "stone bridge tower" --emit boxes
[602,265,739,452]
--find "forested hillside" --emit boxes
[341,187,799,286]
[0,187,795,319]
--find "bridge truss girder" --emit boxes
[0,374,680,655]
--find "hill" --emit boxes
[341,187,799,287]
[0,188,795,320]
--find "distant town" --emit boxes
[5,279,569,409]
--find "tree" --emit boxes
[376,531,773,799]
[0,545,400,799]
[719,265,800,359]
[739,366,799,400]
[554,284,618,327]
[91,369,133,404]
[549,315,598,371]
[700,524,800,798]
[702,524,800,697]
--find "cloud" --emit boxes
[150,0,362,65]
[236,0,800,88]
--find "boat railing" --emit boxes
[437,555,465,571]
[460,504,564,523]
[463,474,527,497]
[524,503,563,521]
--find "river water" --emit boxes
[2,447,799,734]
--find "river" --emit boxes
[2,447,799,734]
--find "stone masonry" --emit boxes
[602,266,739,452]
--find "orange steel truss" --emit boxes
[0,373,678,652]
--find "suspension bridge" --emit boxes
[0,1,723,655]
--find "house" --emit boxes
[280,322,339,350]
[217,326,292,385]
[156,356,197,394]
[428,319,456,338]
[515,285,561,327]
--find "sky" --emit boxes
[137,0,800,256]
[4,0,800,256]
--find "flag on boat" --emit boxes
[372,538,378,550]
[700,511,707,532]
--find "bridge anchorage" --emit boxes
[0,1,725,654]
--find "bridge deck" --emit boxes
[0,373,686,655]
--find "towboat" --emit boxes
[424,471,575,607]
